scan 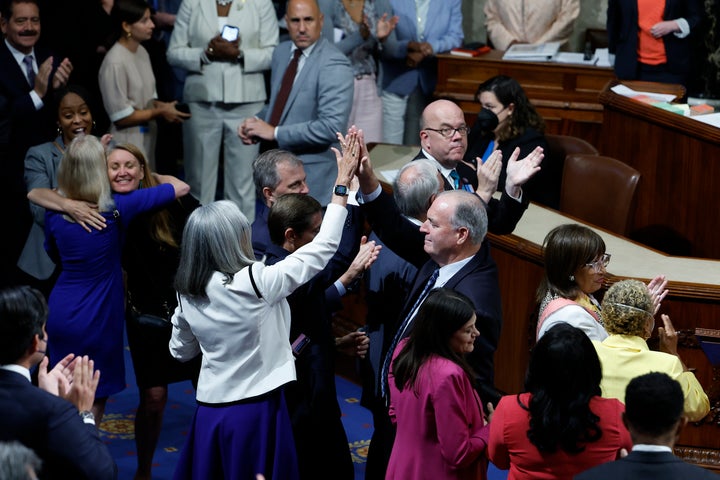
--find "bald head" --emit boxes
[286,0,323,49]
[419,100,468,169]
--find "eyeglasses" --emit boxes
[585,253,611,272]
[424,126,470,138]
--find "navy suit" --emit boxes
[0,369,117,479]
[0,41,60,288]
[264,242,354,480]
[607,0,703,84]
[575,450,717,480]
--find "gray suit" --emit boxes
[258,38,353,205]
[18,139,64,280]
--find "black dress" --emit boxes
[122,195,201,388]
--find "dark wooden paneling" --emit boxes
[435,51,617,147]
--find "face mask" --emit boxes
[475,107,499,133]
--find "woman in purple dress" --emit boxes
[44,135,189,424]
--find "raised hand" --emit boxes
[376,13,399,41]
[473,150,502,204]
[647,274,669,315]
[64,355,101,412]
[505,146,543,198]
[38,353,75,397]
[52,57,73,89]
[658,314,679,357]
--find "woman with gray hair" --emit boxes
[594,279,710,422]
[168,132,361,479]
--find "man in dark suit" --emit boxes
[238,0,353,206]
[576,372,717,479]
[0,286,116,479]
[0,0,72,288]
[356,146,541,479]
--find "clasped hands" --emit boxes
[406,41,433,68]
[206,34,241,61]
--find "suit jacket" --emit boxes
[258,39,353,205]
[17,139,64,279]
[167,0,278,104]
[375,0,463,96]
[574,450,718,480]
[0,41,58,192]
[607,0,703,80]
[413,149,530,236]
[0,369,117,480]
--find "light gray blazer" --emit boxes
[167,0,278,104]
[258,38,354,203]
[18,139,63,279]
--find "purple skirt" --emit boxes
[173,389,299,480]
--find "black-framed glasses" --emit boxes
[585,253,611,272]
[424,126,470,138]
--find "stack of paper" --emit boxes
[502,42,560,61]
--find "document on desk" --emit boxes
[553,52,598,65]
[503,42,560,61]
[611,84,677,103]
[690,112,720,128]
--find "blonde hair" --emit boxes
[601,280,653,336]
[109,143,178,248]
[57,135,114,212]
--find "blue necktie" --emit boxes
[380,269,439,398]
[23,55,35,87]
[449,169,461,190]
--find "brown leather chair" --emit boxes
[542,134,599,209]
[559,154,641,236]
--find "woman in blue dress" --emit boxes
[44,135,189,424]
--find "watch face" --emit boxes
[334,185,348,196]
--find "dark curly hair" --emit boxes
[522,323,603,453]
[475,75,545,143]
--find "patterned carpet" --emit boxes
[102,342,507,479]
[101,344,374,480]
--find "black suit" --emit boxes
[0,369,117,479]
[574,450,717,479]
[0,41,60,288]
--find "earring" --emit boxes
[569,275,575,282]
[56,124,62,136]
[125,30,132,39]
[92,120,96,132]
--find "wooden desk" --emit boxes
[490,202,720,469]
[435,51,615,147]
[599,81,720,259]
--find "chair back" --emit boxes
[560,154,641,236]
[542,134,599,209]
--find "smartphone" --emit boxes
[291,333,311,357]
[221,25,239,42]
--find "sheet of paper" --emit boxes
[611,84,677,103]
[691,112,720,128]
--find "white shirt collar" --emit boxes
[436,256,473,287]
[5,38,36,69]
[0,364,31,382]
[632,444,673,453]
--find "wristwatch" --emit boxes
[78,410,95,425]
[333,185,349,197]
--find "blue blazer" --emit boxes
[0,369,117,479]
[258,39,353,204]
[607,0,703,80]
[375,0,463,96]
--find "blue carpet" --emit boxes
[102,343,508,479]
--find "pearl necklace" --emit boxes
[216,0,232,5]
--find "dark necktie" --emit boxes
[23,55,35,87]
[449,169,461,190]
[268,48,303,126]
[380,269,440,398]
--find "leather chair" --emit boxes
[542,134,599,209]
[559,154,641,236]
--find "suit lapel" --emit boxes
[199,0,219,36]
[279,39,325,123]
[0,41,32,92]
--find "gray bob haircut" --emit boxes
[174,200,256,297]
[393,159,440,219]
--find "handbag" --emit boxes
[133,311,171,330]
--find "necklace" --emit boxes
[216,0,232,5]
